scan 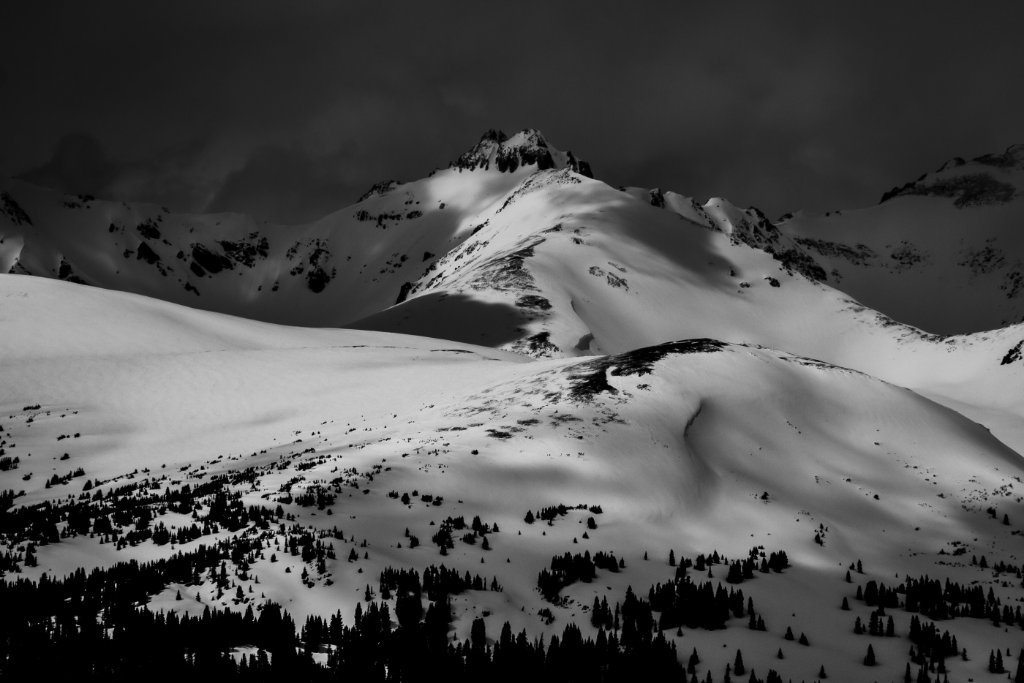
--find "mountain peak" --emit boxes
[972,142,1024,169]
[879,143,1024,207]
[451,128,592,177]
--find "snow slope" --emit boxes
[0,129,591,327]
[342,163,1024,452]
[4,133,1024,680]
[2,275,1023,681]
[5,132,1023,445]
[777,145,1024,335]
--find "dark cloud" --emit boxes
[206,146,366,224]
[17,132,221,213]
[2,1,1023,221]
[19,133,117,197]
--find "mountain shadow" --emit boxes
[345,292,534,347]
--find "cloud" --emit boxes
[204,146,367,224]
[5,3,1024,222]
[18,133,118,196]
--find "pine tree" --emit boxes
[864,644,876,666]
[470,617,486,652]
[669,550,676,567]
[904,662,912,683]
[734,649,746,676]
[798,632,809,646]
[841,596,850,610]
[1014,649,1024,683]
[784,625,794,640]
[818,664,827,679]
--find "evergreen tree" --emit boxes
[470,617,487,652]
[734,649,745,676]
[864,643,876,666]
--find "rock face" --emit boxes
[879,144,1024,206]
[451,128,593,176]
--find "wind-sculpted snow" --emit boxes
[565,339,728,400]
[3,132,1024,443]
[2,274,1024,681]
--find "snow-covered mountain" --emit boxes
[777,145,1024,335]
[3,274,1023,681]
[0,129,590,328]
[2,132,1024,681]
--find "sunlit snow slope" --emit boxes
[1,275,1023,681]
[3,132,1024,681]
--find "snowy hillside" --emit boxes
[341,156,1024,452]
[5,132,1023,439]
[3,132,1024,681]
[777,145,1024,335]
[2,275,1024,681]
[0,129,592,327]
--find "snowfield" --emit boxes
[2,131,1024,681]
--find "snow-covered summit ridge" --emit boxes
[879,143,1024,207]
[451,128,593,177]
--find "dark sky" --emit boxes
[2,1,1022,223]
